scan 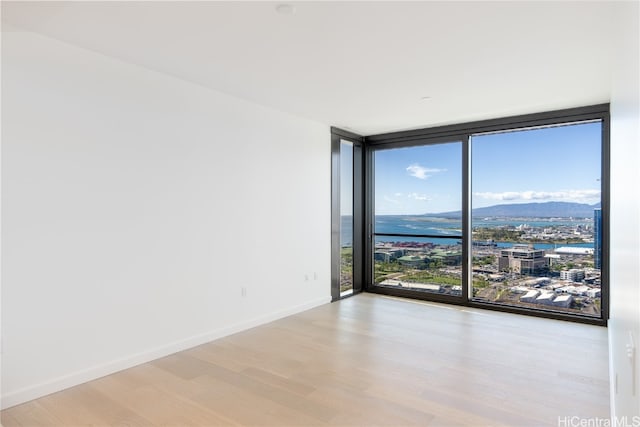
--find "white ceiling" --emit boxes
[2,1,619,136]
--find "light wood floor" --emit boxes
[1,293,610,427]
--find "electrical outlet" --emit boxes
[627,331,635,361]
[241,287,247,297]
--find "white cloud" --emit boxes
[408,192,429,201]
[473,189,601,201]
[406,164,446,180]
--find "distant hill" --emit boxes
[429,201,601,218]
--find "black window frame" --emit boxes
[333,104,609,326]
[368,137,470,305]
[331,128,365,301]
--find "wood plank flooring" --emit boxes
[1,293,610,426]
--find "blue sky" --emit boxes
[374,121,602,215]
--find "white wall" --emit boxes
[1,29,331,408]
[609,0,640,421]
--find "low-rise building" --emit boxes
[521,277,550,287]
[548,283,566,291]
[397,255,425,268]
[558,285,590,296]
[558,285,577,294]
[574,285,590,295]
[552,294,573,308]
[374,251,392,263]
[554,247,594,255]
[586,288,601,298]
[560,268,585,282]
[428,249,462,266]
[498,244,548,274]
[535,292,556,306]
[521,290,540,303]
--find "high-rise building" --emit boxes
[594,208,602,269]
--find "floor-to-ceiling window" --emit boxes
[339,139,354,296]
[333,104,609,324]
[373,141,466,301]
[331,129,364,301]
[470,121,604,318]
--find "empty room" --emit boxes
[1,1,638,426]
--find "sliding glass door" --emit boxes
[372,140,467,301]
[362,104,608,324]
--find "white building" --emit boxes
[558,285,577,294]
[521,290,540,303]
[587,288,602,298]
[535,292,556,306]
[552,294,574,308]
[554,247,594,255]
[574,285,590,295]
[560,269,585,282]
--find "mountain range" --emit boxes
[430,201,601,218]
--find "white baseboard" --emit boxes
[1,296,331,410]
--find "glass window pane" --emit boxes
[373,142,463,297]
[374,235,462,295]
[340,140,354,296]
[471,121,602,317]
[375,143,462,220]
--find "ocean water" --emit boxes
[341,215,593,249]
